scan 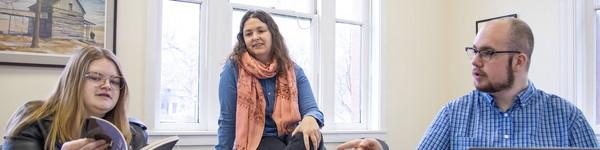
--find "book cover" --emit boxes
[81,116,129,150]
[81,116,179,150]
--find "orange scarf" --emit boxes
[234,52,301,150]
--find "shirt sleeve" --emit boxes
[294,64,325,127]
[2,122,45,150]
[568,109,599,147]
[128,118,149,149]
[417,105,451,150]
[375,138,390,150]
[216,61,237,150]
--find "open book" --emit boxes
[81,116,179,150]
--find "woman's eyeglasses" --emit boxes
[84,72,124,90]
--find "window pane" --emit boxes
[160,0,200,123]
[334,23,361,123]
[336,0,363,22]
[231,0,314,14]
[232,10,314,80]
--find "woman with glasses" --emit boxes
[217,10,324,150]
[3,47,147,150]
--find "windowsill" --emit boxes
[148,130,387,146]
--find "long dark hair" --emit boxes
[229,9,292,73]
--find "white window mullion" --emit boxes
[145,0,163,131]
[360,0,372,131]
[198,0,208,131]
[595,0,600,130]
[311,9,321,110]
[368,0,382,131]
[582,0,597,131]
[317,0,336,131]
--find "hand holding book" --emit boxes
[61,138,111,150]
[81,116,179,150]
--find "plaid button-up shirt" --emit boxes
[418,81,598,150]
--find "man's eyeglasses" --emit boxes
[465,47,521,62]
[84,72,124,90]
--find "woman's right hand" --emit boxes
[61,138,109,150]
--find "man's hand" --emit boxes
[337,138,383,150]
[292,116,321,150]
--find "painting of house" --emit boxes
[0,0,110,60]
[26,0,96,40]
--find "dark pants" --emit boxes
[257,133,325,150]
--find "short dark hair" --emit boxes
[505,18,534,69]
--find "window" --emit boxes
[230,0,379,131]
[158,0,204,130]
[151,0,380,133]
[561,0,598,130]
[568,0,600,130]
[335,0,366,126]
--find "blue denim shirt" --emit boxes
[418,81,598,150]
[216,60,325,150]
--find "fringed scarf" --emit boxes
[234,52,301,150]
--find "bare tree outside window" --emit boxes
[160,0,201,123]
[334,23,362,123]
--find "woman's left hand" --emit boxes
[292,116,321,150]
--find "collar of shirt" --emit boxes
[480,80,537,111]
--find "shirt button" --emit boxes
[268,92,271,95]
[503,113,508,117]
[503,135,510,139]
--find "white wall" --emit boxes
[0,0,573,149]
[116,0,148,120]
[445,0,563,100]
[0,65,61,137]
[380,0,449,149]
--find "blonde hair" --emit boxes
[4,100,44,135]
[7,47,131,150]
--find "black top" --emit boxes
[2,117,148,150]
[376,138,390,150]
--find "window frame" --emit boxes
[145,0,383,144]
[593,0,600,132]
[155,0,207,131]
[559,0,598,133]
[318,0,382,131]
[330,7,370,130]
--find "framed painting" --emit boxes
[476,14,517,34]
[0,0,117,67]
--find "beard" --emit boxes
[475,58,515,93]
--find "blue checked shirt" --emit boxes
[418,81,598,150]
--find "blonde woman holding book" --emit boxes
[3,47,147,150]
